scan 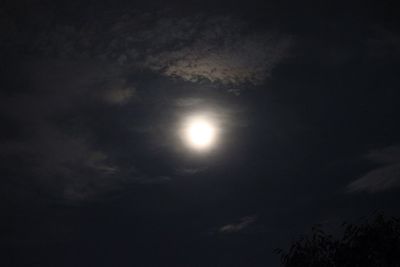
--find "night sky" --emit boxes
[1,0,400,266]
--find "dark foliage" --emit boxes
[277,214,400,267]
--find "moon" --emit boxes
[182,115,217,151]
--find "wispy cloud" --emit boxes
[175,97,204,107]
[99,78,136,105]
[0,60,132,201]
[176,167,207,176]
[219,215,258,234]
[367,26,400,61]
[347,145,400,193]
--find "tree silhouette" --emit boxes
[277,214,400,267]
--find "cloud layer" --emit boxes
[31,12,292,85]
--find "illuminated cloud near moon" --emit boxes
[32,12,292,86]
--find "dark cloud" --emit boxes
[367,26,400,61]
[0,59,133,201]
[364,145,400,164]
[347,146,400,193]
[30,11,292,86]
[137,175,171,185]
[98,78,136,105]
[142,20,292,85]
[175,167,207,176]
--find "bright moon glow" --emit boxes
[183,116,217,151]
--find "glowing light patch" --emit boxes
[182,116,217,151]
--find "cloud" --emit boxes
[347,163,400,193]
[99,78,136,105]
[0,60,131,201]
[1,124,121,202]
[29,11,292,86]
[364,145,400,164]
[367,26,400,61]
[1,9,292,202]
[347,145,400,193]
[176,167,207,176]
[103,88,134,104]
[219,215,258,234]
[143,26,292,85]
[137,175,171,185]
[175,97,204,107]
